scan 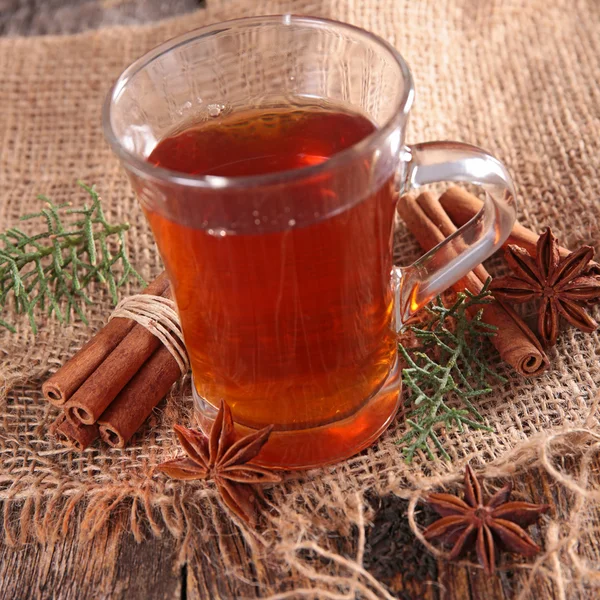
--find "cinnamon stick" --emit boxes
[398,192,549,376]
[64,285,173,426]
[438,187,600,274]
[49,413,99,451]
[42,271,169,406]
[97,345,181,448]
[415,192,549,375]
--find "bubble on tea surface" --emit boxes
[207,103,226,118]
[207,228,230,237]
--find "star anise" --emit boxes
[423,465,549,574]
[157,401,282,525]
[490,228,600,346]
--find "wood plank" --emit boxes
[0,0,205,37]
[185,503,262,599]
[2,455,600,599]
[0,512,182,600]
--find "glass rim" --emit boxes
[102,14,415,190]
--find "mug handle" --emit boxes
[397,140,517,322]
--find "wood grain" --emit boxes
[1,458,599,599]
[0,514,181,600]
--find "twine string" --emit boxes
[109,295,189,375]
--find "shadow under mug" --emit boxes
[103,15,516,469]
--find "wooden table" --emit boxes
[0,0,203,37]
[2,459,589,599]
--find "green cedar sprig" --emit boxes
[398,282,506,462]
[0,182,144,333]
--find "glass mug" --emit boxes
[103,15,516,469]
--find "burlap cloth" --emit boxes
[1,0,600,597]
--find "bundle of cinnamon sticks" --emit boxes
[398,187,551,377]
[45,272,183,450]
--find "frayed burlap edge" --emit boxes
[3,361,600,599]
[257,398,600,600]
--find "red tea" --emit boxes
[145,106,398,431]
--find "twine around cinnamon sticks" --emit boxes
[44,272,186,450]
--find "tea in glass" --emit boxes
[145,106,398,432]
